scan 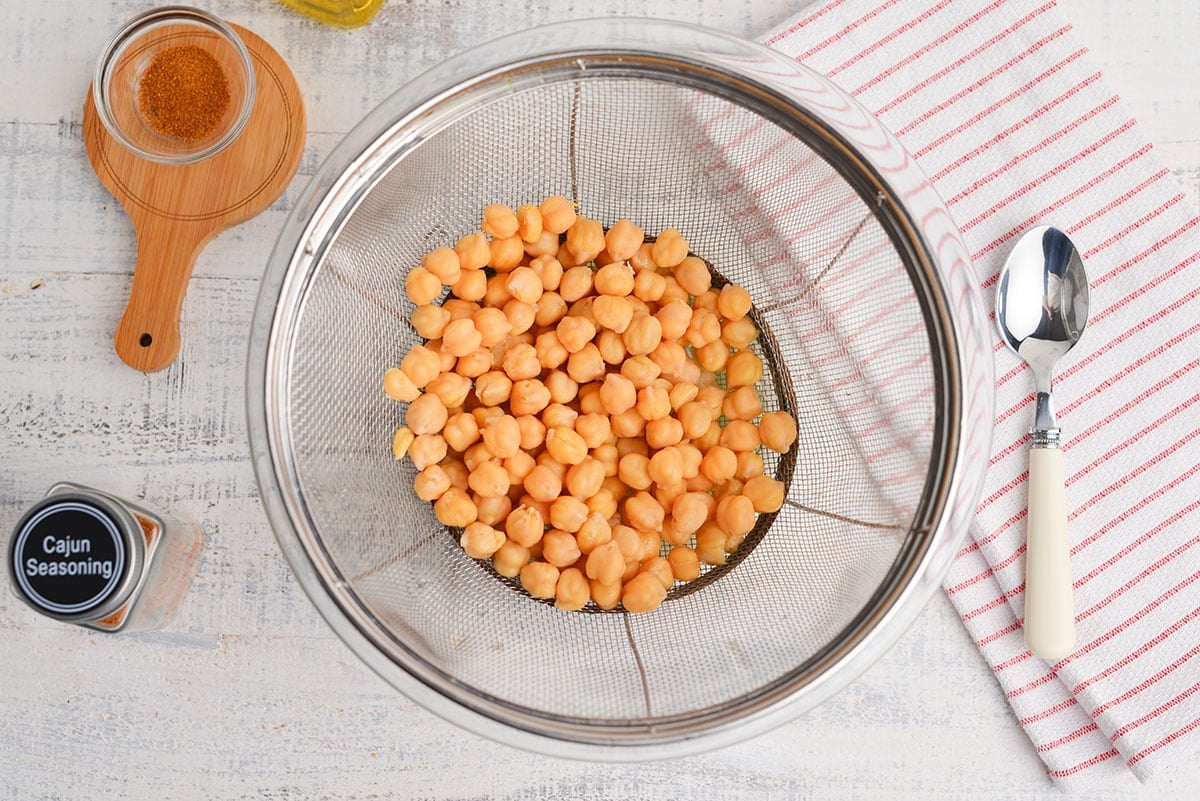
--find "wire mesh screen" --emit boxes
[284,76,937,724]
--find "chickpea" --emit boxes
[559,265,595,303]
[593,261,635,297]
[624,492,665,531]
[545,426,588,466]
[645,446,682,487]
[760,410,799,453]
[539,195,576,234]
[453,348,489,378]
[452,268,487,302]
[499,304,534,339]
[423,246,462,285]
[399,345,440,388]
[714,283,751,320]
[664,384,695,413]
[617,436,650,458]
[572,512,611,555]
[492,539,531,578]
[471,371,510,408]
[487,236,525,273]
[662,357,702,387]
[578,382,605,415]
[588,488,620,521]
[574,413,611,449]
[625,242,653,272]
[587,297,631,337]
[524,229,559,258]
[733,450,764,481]
[468,459,510,499]
[451,232,488,271]
[686,472,714,495]
[645,416,684,449]
[667,492,707,535]
[650,302,688,343]
[695,523,727,566]
[552,567,589,611]
[622,572,667,613]
[503,450,536,484]
[441,410,477,453]
[549,494,589,533]
[594,374,633,416]
[633,384,669,422]
[566,216,605,263]
[555,315,596,354]
[470,307,511,348]
[505,505,545,548]
[654,481,687,512]
[633,268,666,303]
[408,304,449,340]
[721,316,760,350]
[744,475,786,514]
[612,525,641,563]
[585,540,624,586]
[697,445,736,484]
[592,443,620,477]
[667,545,701,581]
[639,555,674,591]
[515,414,547,451]
[684,308,722,349]
[473,492,512,527]
[621,356,661,389]
[726,349,764,387]
[404,431,443,469]
[406,393,448,435]
[650,229,689,268]
[585,578,618,610]
[648,341,687,377]
[434,487,477,528]
[536,529,579,568]
[481,204,519,239]
[538,403,575,432]
[540,370,576,405]
[438,318,480,359]
[406,266,442,306]
[594,329,626,365]
[688,341,723,373]
[522,464,562,504]
[673,256,710,296]
[712,477,744,503]
[716,494,756,538]
[479,414,520,459]
[623,314,663,357]
[384,367,420,402]
[459,521,505,560]
[610,408,646,438]
[501,266,540,305]
[724,385,763,420]
[600,218,641,262]
[509,379,551,416]
[499,343,540,381]
[482,276,512,311]
[535,291,569,329]
[442,459,469,490]
[719,420,760,452]
[675,442,701,477]
[520,561,560,599]
[534,330,568,371]
[617,453,652,490]
[526,253,562,292]
[412,464,452,502]
[391,426,414,460]
[427,372,472,408]
[516,204,544,243]
[692,420,722,452]
[692,288,719,314]
[694,384,724,413]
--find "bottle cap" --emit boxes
[7,490,145,622]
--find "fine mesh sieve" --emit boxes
[248,19,994,759]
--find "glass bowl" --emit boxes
[248,18,994,759]
[92,5,256,164]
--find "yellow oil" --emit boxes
[278,0,385,28]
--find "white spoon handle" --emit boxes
[1024,447,1075,659]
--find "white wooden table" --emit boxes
[2,1,1197,798]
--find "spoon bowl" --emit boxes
[996,225,1090,659]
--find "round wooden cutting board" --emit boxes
[83,22,305,372]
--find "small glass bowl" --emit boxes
[93,6,256,164]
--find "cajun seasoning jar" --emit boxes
[7,483,204,632]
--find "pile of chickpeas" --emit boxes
[384,197,798,614]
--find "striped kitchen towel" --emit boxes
[760,0,1200,786]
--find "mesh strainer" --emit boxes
[247,18,994,759]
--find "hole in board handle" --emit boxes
[139,333,153,347]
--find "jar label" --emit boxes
[12,501,126,614]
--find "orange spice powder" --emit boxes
[137,44,231,141]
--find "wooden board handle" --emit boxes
[114,227,206,372]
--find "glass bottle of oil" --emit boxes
[277,0,385,28]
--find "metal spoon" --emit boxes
[995,225,1090,660]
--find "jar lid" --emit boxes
[7,489,145,622]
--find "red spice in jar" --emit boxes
[137,44,231,141]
